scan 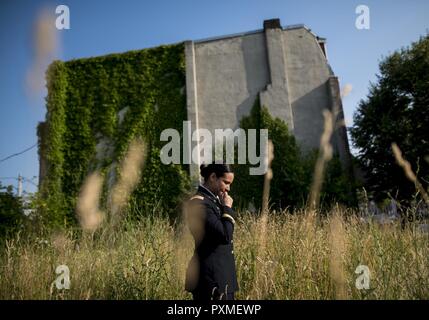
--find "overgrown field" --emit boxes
[1,208,428,300]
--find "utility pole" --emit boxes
[17,174,23,197]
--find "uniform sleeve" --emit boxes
[186,199,206,245]
[205,203,236,245]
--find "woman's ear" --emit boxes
[209,172,217,182]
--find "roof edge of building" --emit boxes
[194,22,326,44]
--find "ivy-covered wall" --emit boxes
[39,43,190,226]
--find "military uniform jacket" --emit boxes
[185,185,239,297]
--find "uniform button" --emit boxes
[231,250,234,254]
[231,240,233,244]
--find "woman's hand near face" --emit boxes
[220,191,233,208]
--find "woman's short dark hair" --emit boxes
[200,163,233,181]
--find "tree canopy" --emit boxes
[231,98,356,212]
[350,34,429,202]
[0,182,23,239]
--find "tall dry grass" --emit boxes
[0,207,428,300]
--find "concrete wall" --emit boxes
[186,31,271,180]
[194,32,269,132]
[284,27,333,151]
[185,19,352,176]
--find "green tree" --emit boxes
[232,98,357,212]
[0,182,23,239]
[350,34,429,202]
[231,99,307,211]
[302,151,357,208]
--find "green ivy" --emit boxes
[39,44,190,227]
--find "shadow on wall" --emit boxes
[235,34,270,128]
[291,81,332,153]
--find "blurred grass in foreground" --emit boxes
[0,207,427,300]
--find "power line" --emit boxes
[23,176,38,187]
[0,176,38,186]
[0,143,37,164]
[0,176,39,194]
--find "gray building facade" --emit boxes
[185,19,352,179]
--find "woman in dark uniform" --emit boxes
[185,163,238,301]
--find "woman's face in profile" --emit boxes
[209,172,234,196]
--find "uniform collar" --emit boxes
[198,185,221,204]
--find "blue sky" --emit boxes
[1,0,428,194]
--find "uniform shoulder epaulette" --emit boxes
[190,195,204,201]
